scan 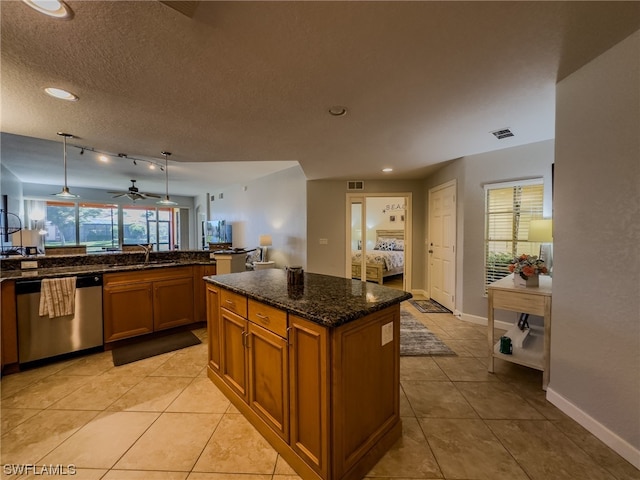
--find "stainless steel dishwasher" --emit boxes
[16,274,104,364]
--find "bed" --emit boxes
[351,229,405,284]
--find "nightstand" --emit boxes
[253,261,275,270]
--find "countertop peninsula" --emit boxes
[204,269,412,327]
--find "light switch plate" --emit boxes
[209,252,215,259]
[319,238,328,245]
[21,260,38,269]
[381,322,393,346]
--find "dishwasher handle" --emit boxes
[16,274,103,295]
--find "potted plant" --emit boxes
[509,254,548,287]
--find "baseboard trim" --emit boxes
[546,387,640,469]
[456,312,513,333]
[410,288,427,298]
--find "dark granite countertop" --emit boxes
[205,269,412,327]
[0,250,216,281]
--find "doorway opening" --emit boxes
[346,193,412,292]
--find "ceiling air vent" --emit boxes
[347,180,364,191]
[491,128,514,140]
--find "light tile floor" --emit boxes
[1,300,638,480]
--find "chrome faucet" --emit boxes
[138,244,152,264]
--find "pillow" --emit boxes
[392,239,405,251]
[246,249,262,263]
[374,238,396,251]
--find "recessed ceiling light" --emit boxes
[382,168,393,173]
[44,87,78,101]
[98,155,109,163]
[328,106,347,117]
[23,0,73,19]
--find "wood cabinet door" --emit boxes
[1,280,18,368]
[153,276,195,331]
[220,308,248,401]
[103,282,154,342]
[194,265,216,322]
[247,322,289,441]
[288,315,329,478]
[206,283,221,373]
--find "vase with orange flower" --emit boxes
[509,254,548,287]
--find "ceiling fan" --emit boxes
[107,180,161,201]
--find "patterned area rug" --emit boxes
[408,299,452,314]
[400,310,455,356]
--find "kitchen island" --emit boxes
[204,269,411,480]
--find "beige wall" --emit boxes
[211,165,307,269]
[307,179,425,289]
[550,30,639,463]
[424,140,555,317]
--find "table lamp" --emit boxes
[259,234,272,262]
[528,219,553,273]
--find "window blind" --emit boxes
[484,180,544,292]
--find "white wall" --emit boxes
[210,165,307,269]
[549,30,639,466]
[0,164,24,220]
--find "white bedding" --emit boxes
[351,249,404,271]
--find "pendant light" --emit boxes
[53,132,79,198]
[157,151,177,205]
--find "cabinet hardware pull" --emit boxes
[225,299,234,305]
[256,313,269,322]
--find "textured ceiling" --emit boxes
[1,1,638,196]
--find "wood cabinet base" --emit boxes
[207,367,401,480]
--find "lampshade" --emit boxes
[11,230,41,247]
[259,234,272,247]
[528,219,553,242]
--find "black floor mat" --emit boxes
[112,330,201,366]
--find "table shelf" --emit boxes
[487,274,551,390]
[493,324,544,371]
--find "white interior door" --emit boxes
[428,181,456,310]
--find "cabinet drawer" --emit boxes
[221,289,247,317]
[491,289,547,316]
[249,299,288,338]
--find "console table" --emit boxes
[487,274,552,390]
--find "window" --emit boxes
[79,203,119,253]
[39,200,176,252]
[123,206,174,251]
[484,180,544,291]
[44,201,76,246]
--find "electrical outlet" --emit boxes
[381,322,393,346]
[21,260,38,269]
[209,252,215,259]
[319,238,328,245]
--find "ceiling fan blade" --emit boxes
[142,193,162,198]
[110,193,126,198]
